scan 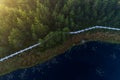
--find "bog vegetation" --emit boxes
[0,0,120,57]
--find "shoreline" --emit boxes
[0,30,120,76]
[1,26,120,62]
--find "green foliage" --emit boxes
[31,17,49,40]
[0,0,120,56]
[63,27,70,32]
[39,30,69,51]
[8,28,24,49]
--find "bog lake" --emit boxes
[0,41,120,80]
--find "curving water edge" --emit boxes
[0,26,120,62]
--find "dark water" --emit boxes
[1,41,120,80]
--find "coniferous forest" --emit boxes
[0,0,120,57]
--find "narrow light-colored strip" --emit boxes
[0,43,40,62]
[69,26,120,34]
[1,26,120,62]
[69,26,96,34]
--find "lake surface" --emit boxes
[0,41,120,80]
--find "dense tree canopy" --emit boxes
[0,0,120,55]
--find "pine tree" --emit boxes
[8,28,24,49]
